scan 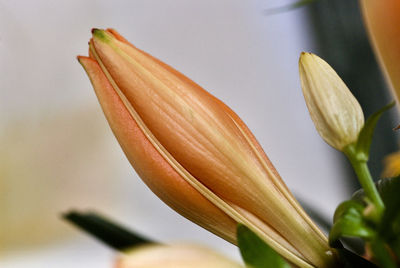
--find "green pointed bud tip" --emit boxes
[92,28,112,43]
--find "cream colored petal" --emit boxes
[299,52,364,150]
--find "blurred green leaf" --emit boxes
[330,201,378,267]
[298,198,366,254]
[355,102,395,161]
[264,0,318,15]
[330,200,375,246]
[333,200,364,223]
[237,224,290,268]
[290,0,318,8]
[63,210,153,251]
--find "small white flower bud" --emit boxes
[299,52,365,151]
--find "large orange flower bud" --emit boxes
[78,29,336,268]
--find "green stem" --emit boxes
[344,145,384,222]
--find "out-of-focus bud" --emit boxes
[382,151,400,178]
[78,29,337,268]
[115,243,243,268]
[360,0,400,103]
[299,52,365,151]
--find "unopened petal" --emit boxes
[81,30,338,268]
[299,52,364,150]
[78,56,237,243]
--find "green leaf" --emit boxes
[329,201,375,246]
[63,210,153,251]
[298,198,366,254]
[355,102,395,161]
[237,224,290,268]
[264,0,318,15]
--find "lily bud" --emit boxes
[79,29,337,268]
[299,52,365,151]
[115,243,243,268]
[360,0,400,104]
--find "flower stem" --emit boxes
[344,145,384,222]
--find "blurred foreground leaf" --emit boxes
[63,210,152,251]
[237,224,290,268]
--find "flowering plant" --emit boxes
[66,1,400,267]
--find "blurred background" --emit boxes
[0,0,397,267]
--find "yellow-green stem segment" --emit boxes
[343,144,384,223]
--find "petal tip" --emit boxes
[92,28,112,43]
[299,52,313,61]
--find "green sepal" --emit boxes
[354,101,395,161]
[237,224,290,268]
[63,210,153,251]
[329,200,375,247]
[92,28,112,43]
